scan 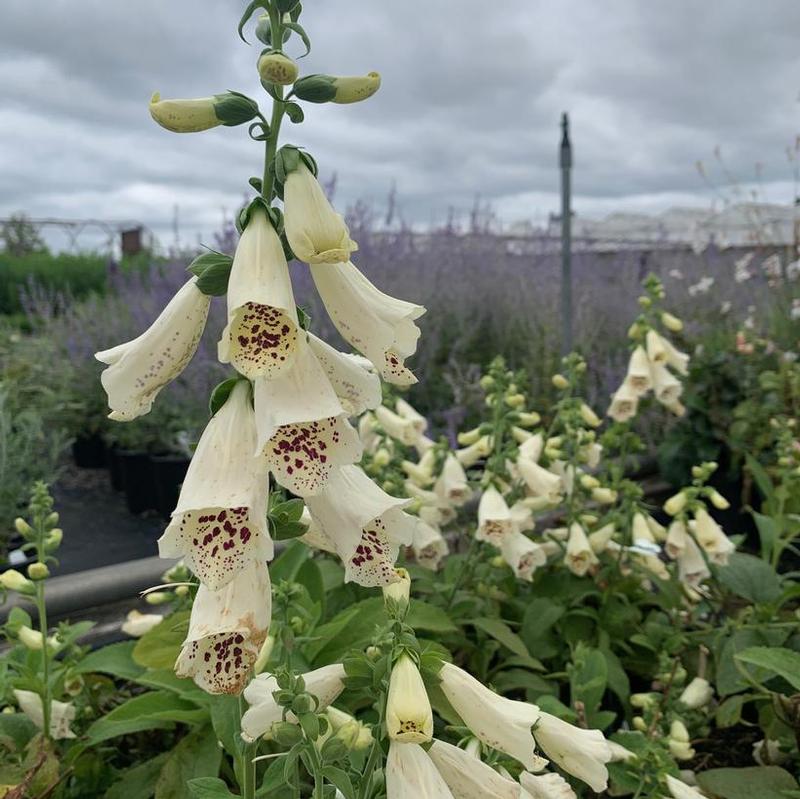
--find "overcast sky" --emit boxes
[1,0,798,249]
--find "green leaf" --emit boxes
[284,101,304,123]
[735,646,800,691]
[209,378,243,417]
[407,602,457,634]
[717,552,782,604]
[295,558,325,612]
[600,647,630,704]
[0,714,37,751]
[75,641,145,680]
[104,753,170,799]
[752,511,780,562]
[156,726,223,799]
[187,778,237,799]
[238,0,263,43]
[491,669,555,700]
[195,257,234,296]
[696,766,798,799]
[187,251,232,278]
[716,694,746,728]
[716,630,772,696]
[86,690,205,744]
[133,611,190,669]
[745,453,774,502]
[209,694,243,760]
[270,540,309,583]
[135,669,210,703]
[570,647,607,715]
[468,618,532,660]
[322,766,354,799]
[283,22,311,56]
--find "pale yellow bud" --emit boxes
[373,448,391,466]
[44,528,63,551]
[254,635,275,674]
[145,591,172,606]
[516,411,541,427]
[174,585,189,597]
[18,626,45,651]
[632,716,647,732]
[0,569,35,595]
[591,487,618,505]
[382,568,411,612]
[27,563,49,581]
[149,93,220,132]
[708,490,730,510]
[580,403,601,428]
[332,72,381,103]
[14,517,34,537]
[505,393,525,408]
[580,474,601,490]
[661,312,684,332]
[552,374,569,390]
[257,51,299,85]
[664,492,687,516]
[457,428,481,446]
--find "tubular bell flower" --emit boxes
[607,381,639,422]
[386,742,455,799]
[175,560,270,695]
[158,381,270,590]
[517,457,563,503]
[434,454,472,506]
[438,662,544,771]
[304,465,416,586]
[665,774,706,799]
[386,654,434,743]
[13,690,76,740]
[520,771,577,799]
[307,333,381,415]
[309,260,425,385]
[428,739,522,799]
[95,277,211,421]
[121,610,164,637]
[691,508,734,565]
[679,677,714,710]
[412,519,449,571]
[253,339,362,496]
[500,531,546,581]
[376,405,423,446]
[241,663,346,742]
[532,711,612,793]
[218,207,299,380]
[623,346,653,395]
[651,363,683,406]
[456,435,492,467]
[565,522,598,576]
[284,162,358,264]
[476,486,514,545]
[395,397,428,436]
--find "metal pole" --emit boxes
[560,112,573,355]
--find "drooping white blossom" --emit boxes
[175,559,271,694]
[218,208,299,379]
[565,523,598,576]
[691,508,734,565]
[434,454,472,507]
[624,346,653,396]
[158,381,271,590]
[121,610,164,637]
[428,739,521,799]
[501,531,546,581]
[385,742,455,799]
[310,260,425,385]
[476,486,515,546]
[386,654,434,743]
[520,771,577,799]
[95,277,210,421]
[14,689,77,740]
[412,519,449,571]
[304,465,416,586]
[607,382,639,422]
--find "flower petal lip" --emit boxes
[218,207,299,380]
[95,276,210,421]
[158,381,271,591]
[309,260,424,386]
[175,560,271,695]
[477,486,515,545]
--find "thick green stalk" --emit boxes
[261,6,286,203]
[239,694,256,799]
[34,520,51,741]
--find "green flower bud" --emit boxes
[14,518,33,538]
[0,569,36,595]
[661,312,684,332]
[664,492,687,516]
[174,585,189,597]
[44,528,63,552]
[145,591,172,606]
[708,489,730,510]
[27,562,50,581]
[479,375,494,390]
[382,568,411,615]
[44,512,59,529]
[272,721,304,747]
[258,51,299,85]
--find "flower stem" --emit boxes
[239,694,256,799]
[261,7,286,203]
[34,519,51,741]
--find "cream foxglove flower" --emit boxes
[517,458,563,503]
[519,433,544,463]
[588,523,616,554]
[678,536,711,587]
[477,487,514,545]
[13,690,76,740]
[607,382,639,422]
[645,329,668,364]
[582,441,603,470]
[299,507,337,554]
[661,336,690,376]
[158,381,271,591]
[396,397,428,436]
[121,610,164,637]
[632,512,656,545]
[434,454,471,507]
[652,362,683,406]
[307,333,381,415]
[386,742,455,799]
[241,663,346,742]
[304,465,416,586]
[283,163,358,264]
[218,208,299,380]
[175,559,270,695]
[253,339,362,496]
[96,277,210,421]
[376,405,423,446]
[679,677,713,710]
[310,260,424,385]
[533,712,611,792]
[624,346,653,396]
[501,532,546,581]
[428,739,521,799]
[412,520,449,571]
[668,719,695,760]
[438,662,544,771]
[386,654,433,743]
[456,435,492,467]
[520,771,577,799]
[665,774,706,799]
[565,523,597,576]
[691,508,734,565]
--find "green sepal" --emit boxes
[296,306,311,331]
[254,12,272,46]
[298,150,317,176]
[209,377,248,417]
[238,0,266,43]
[213,91,260,127]
[187,251,233,296]
[236,196,282,235]
[283,21,311,57]
[249,176,263,193]
[276,0,301,14]
[281,234,295,262]
[289,3,302,22]
[284,102,304,124]
[274,145,302,185]
[292,74,337,103]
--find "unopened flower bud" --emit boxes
[638,296,652,308]
[707,490,730,510]
[490,555,506,568]
[292,72,381,104]
[661,312,684,332]
[44,528,63,551]
[628,322,644,340]
[479,375,494,390]
[632,716,647,731]
[366,646,381,660]
[257,50,299,85]
[630,692,658,710]
[457,428,481,446]
[591,487,617,505]
[44,512,59,529]
[272,721,304,747]
[149,91,258,133]
[664,492,687,516]
[580,403,601,428]
[145,591,172,606]
[18,626,45,651]
[14,518,33,538]
[516,411,541,427]
[174,585,189,597]
[0,569,35,595]
[552,374,569,390]
[505,393,525,408]
[27,563,49,581]
[580,474,600,490]
[373,447,391,466]
[678,677,713,710]
[382,568,411,614]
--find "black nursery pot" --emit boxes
[72,433,107,469]
[118,450,158,515]
[150,454,190,521]
[106,446,124,492]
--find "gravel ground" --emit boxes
[50,464,163,576]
